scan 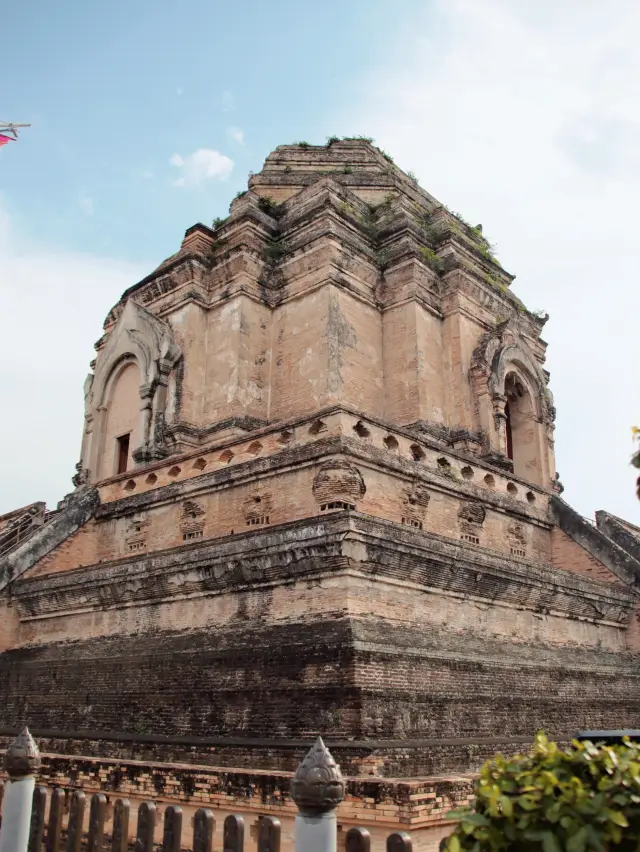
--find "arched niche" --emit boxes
[99,358,143,479]
[78,300,181,484]
[492,350,554,488]
[504,370,541,484]
[470,326,556,488]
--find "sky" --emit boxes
[1,0,639,524]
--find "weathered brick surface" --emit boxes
[23,426,556,579]
[2,139,640,826]
[551,528,617,584]
[0,611,638,777]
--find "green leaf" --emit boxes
[586,826,605,852]
[541,830,563,852]
[545,801,562,822]
[606,809,629,827]
[499,796,513,818]
[517,796,541,811]
[566,826,589,852]
[459,814,490,827]
[447,836,461,852]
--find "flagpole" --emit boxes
[0,122,31,144]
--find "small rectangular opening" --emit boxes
[116,434,130,474]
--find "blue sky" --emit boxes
[3,0,417,264]
[2,0,640,523]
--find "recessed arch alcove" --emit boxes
[470,325,556,489]
[504,371,540,484]
[99,358,142,479]
[77,299,181,484]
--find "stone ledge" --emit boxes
[552,497,640,587]
[11,514,633,627]
[0,488,100,592]
[16,748,476,826]
[596,511,640,564]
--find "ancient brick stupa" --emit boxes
[1,139,640,844]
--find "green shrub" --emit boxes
[264,237,285,263]
[257,196,282,218]
[442,733,640,851]
[419,246,444,273]
[340,135,375,143]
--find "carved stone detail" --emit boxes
[291,737,345,814]
[180,500,206,535]
[458,502,486,526]
[312,461,366,506]
[402,483,430,524]
[508,522,526,546]
[72,463,90,489]
[471,322,555,427]
[124,514,150,551]
[82,299,182,482]
[4,727,41,777]
[243,492,273,524]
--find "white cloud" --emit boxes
[226,126,244,145]
[78,193,94,216]
[131,169,154,181]
[169,148,234,187]
[221,90,235,112]
[340,0,640,521]
[0,202,146,514]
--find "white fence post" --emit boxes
[292,737,345,852]
[0,727,41,852]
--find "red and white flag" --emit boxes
[0,134,14,147]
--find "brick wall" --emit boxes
[0,616,638,777]
[551,528,618,584]
[26,432,553,579]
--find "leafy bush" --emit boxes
[419,246,444,273]
[442,733,640,851]
[257,196,282,218]
[264,237,285,263]
[340,135,375,143]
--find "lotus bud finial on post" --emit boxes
[291,736,345,816]
[3,727,40,779]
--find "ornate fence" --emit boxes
[0,729,425,852]
[25,790,271,852]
